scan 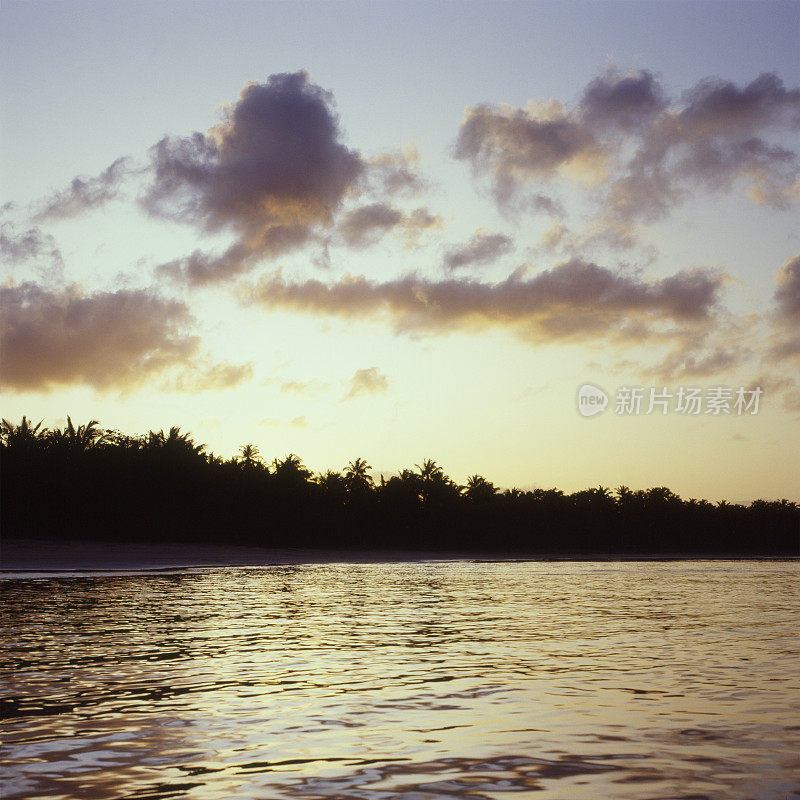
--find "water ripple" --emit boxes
[2,560,799,799]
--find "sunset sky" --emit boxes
[2,0,799,502]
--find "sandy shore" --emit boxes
[2,538,786,573]
[0,538,492,572]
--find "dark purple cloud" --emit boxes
[443,231,514,270]
[580,69,668,131]
[246,259,724,344]
[768,253,800,365]
[679,73,800,136]
[456,70,800,229]
[338,203,404,248]
[156,226,311,285]
[336,203,442,249]
[142,72,442,283]
[773,253,800,322]
[455,102,597,205]
[143,72,365,283]
[145,73,363,231]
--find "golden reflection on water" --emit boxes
[1,560,799,799]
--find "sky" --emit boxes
[1,0,799,502]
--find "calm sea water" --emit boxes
[1,560,798,800]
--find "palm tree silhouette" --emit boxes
[416,459,444,482]
[465,474,498,501]
[49,417,107,451]
[4,412,799,556]
[317,469,347,496]
[146,426,205,457]
[345,458,373,494]
[239,443,261,468]
[415,459,460,505]
[272,453,311,481]
[0,416,46,449]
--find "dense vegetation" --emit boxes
[1,416,797,555]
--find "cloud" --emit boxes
[444,231,514,270]
[258,415,307,428]
[0,282,200,392]
[338,203,404,247]
[783,386,800,414]
[364,146,426,196]
[336,203,442,249]
[580,69,669,132]
[522,193,564,216]
[673,346,749,377]
[456,69,800,231]
[145,72,362,230]
[246,259,725,347]
[620,71,800,214]
[33,158,130,220]
[646,338,753,382]
[455,99,601,205]
[537,216,656,260]
[17,73,436,285]
[146,73,439,283]
[145,71,365,283]
[0,223,63,278]
[156,230,310,285]
[648,73,800,212]
[773,253,800,322]
[313,240,332,270]
[166,361,254,392]
[768,253,800,365]
[280,379,330,396]
[769,334,800,362]
[401,207,443,243]
[344,366,390,399]
[678,73,800,136]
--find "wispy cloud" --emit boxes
[33,158,131,221]
[166,361,254,392]
[344,367,389,399]
[443,230,514,270]
[767,253,800,365]
[362,145,427,196]
[336,203,442,249]
[338,203,404,248]
[0,222,64,279]
[280,379,330,396]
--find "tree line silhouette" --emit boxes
[2,416,797,555]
